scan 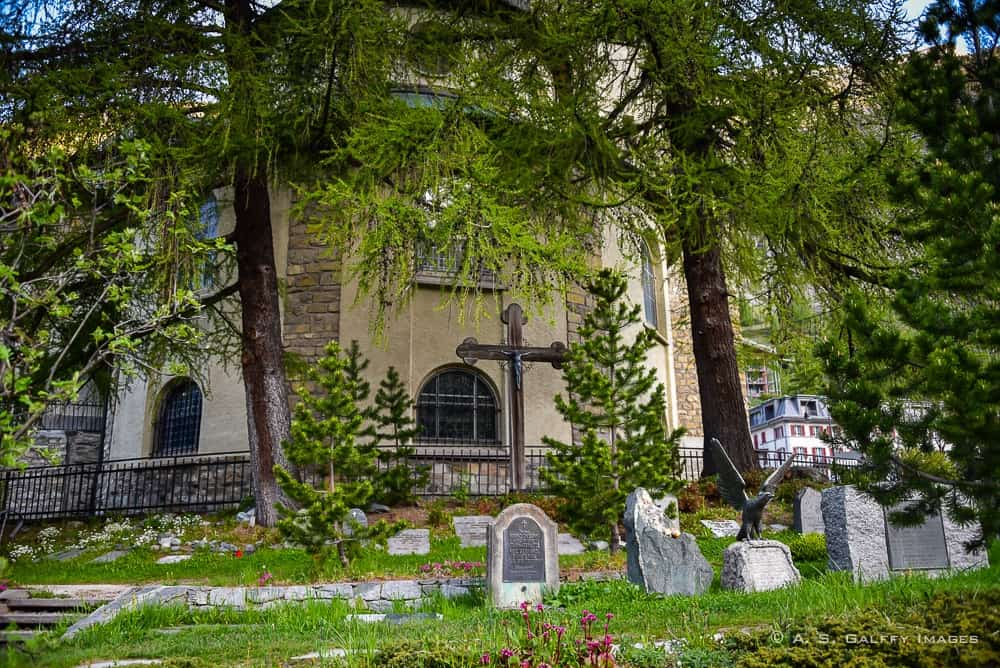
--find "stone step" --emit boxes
[7,598,102,611]
[0,589,30,601]
[0,611,81,627]
[0,629,38,643]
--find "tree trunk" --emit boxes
[681,222,757,476]
[233,165,292,527]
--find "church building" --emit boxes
[105,186,706,494]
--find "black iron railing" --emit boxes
[0,452,251,520]
[0,443,863,519]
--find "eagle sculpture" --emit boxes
[709,438,797,541]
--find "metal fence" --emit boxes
[0,443,862,520]
[36,402,106,434]
[0,452,251,520]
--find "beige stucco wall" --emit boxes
[339,279,573,447]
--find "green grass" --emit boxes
[6,554,999,667]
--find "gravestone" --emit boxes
[453,515,492,547]
[655,493,681,533]
[486,504,559,608]
[822,485,989,581]
[699,519,741,538]
[557,533,586,555]
[342,508,368,537]
[624,488,713,596]
[793,487,825,535]
[387,529,430,556]
[721,540,801,592]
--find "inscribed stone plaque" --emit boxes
[721,540,801,592]
[387,529,430,556]
[453,515,492,547]
[503,518,546,582]
[884,506,950,571]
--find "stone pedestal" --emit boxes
[624,488,713,596]
[721,540,801,592]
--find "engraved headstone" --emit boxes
[453,515,492,547]
[487,504,559,608]
[699,519,741,538]
[793,487,825,535]
[625,488,713,596]
[721,540,801,592]
[822,485,989,582]
[387,529,431,556]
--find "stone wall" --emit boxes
[666,275,703,436]
[283,221,341,364]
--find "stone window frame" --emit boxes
[415,366,501,445]
[152,377,203,458]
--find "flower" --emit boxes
[480,652,491,664]
[257,571,273,585]
[234,549,243,558]
[500,648,514,658]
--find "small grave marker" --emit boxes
[487,504,558,608]
[699,519,740,538]
[453,515,492,547]
[387,529,430,556]
[721,540,801,592]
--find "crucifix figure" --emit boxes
[456,303,567,490]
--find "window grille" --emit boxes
[155,379,203,457]
[417,369,498,443]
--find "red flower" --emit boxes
[235,549,243,558]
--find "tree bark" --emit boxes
[233,165,292,527]
[681,222,757,476]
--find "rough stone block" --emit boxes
[721,540,801,592]
[624,488,713,596]
[793,487,825,534]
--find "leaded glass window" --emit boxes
[155,379,203,457]
[416,369,498,443]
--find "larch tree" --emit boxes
[2,0,405,523]
[821,0,1000,551]
[305,0,910,476]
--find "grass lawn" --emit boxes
[7,552,1000,667]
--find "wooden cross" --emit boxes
[455,303,567,490]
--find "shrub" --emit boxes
[375,641,473,668]
[678,482,705,513]
[728,590,1000,667]
[780,533,827,563]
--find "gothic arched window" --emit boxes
[154,379,203,457]
[416,369,499,443]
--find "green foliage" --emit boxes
[729,590,1000,667]
[275,340,402,563]
[373,641,474,668]
[780,533,828,563]
[372,366,430,506]
[542,270,684,550]
[0,136,225,465]
[821,1,1000,552]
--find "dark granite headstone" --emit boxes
[503,518,546,582]
[884,505,950,571]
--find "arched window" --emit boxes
[417,369,498,443]
[640,241,658,328]
[154,379,203,457]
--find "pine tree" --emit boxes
[821,0,1000,551]
[274,340,401,566]
[542,269,684,553]
[372,366,430,506]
